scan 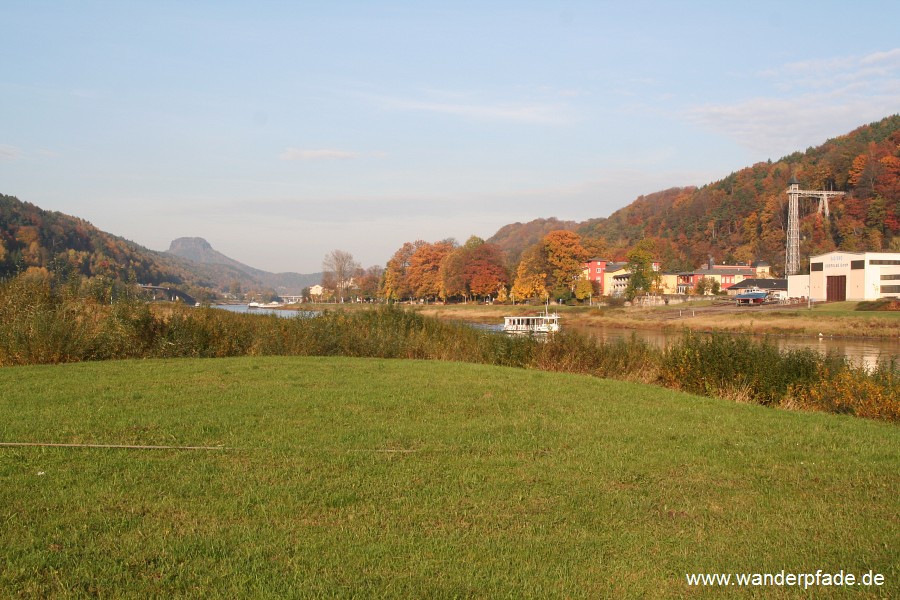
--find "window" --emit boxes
[811,263,823,272]
[851,260,865,269]
[882,274,900,280]
[871,260,900,265]
[881,285,900,293]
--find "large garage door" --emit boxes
[826,275,846,301]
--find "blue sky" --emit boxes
[2,1,899,273]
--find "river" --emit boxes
[212,304,899,369]
[567,324,899,370]
[213,304,317,318]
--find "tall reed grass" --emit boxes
[1,274,896,421]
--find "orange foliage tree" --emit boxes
[407,240,456,301]
[542,230,588,294]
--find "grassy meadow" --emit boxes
[0,271,897,421]
[1,357,898,598]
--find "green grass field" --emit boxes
[1,357,897,598]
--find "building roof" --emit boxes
[678,268,754,276]
[811,251,900,260]
[728,278,787,291]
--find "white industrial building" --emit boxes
[788,251,900,302]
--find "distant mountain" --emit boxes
[0,195,320,296]
[487,115,900,273]
[165,237,321,294]
[167,237,242,267]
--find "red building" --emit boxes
[583,258,660,296]
[583,259,620,296]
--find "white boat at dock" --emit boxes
[502,307,560,334]
[248,301,284,309]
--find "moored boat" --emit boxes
[502,306,560,334]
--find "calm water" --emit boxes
[213,304,898,369]
[567,324,899,370]
[212,304,317,318]
[455,322,898,369]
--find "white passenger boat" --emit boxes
[248,301,283,309]
[502,307,560,334]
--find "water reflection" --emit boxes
[568,324,899,370]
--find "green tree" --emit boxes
[695,277,706,296]
[625,239,658,300]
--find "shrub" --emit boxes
[660,332,834,406]
[856,299,900,311]
[1,273,897,421]
[531,330,660,383]
[789,362,900,421]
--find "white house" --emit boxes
[804,251,900,301]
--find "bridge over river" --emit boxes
[138,285,196,305]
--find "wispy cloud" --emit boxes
[279,148,360,161]
[688,48,900,157]
[0,144,22,161]
[372,92,569,124]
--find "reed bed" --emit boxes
[1,274,897,421]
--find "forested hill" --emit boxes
[490,115,900,273]
[0,195,315,296]
[0,194,202,285]
[487,217,579,265]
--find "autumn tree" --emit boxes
[407,239,456,301]
[573,277,594,303]
[439,245,469,301]
[435,236,509,302]
[354,265,384,300]
[511,243,550,302]
[876,155,900,202]
[380,241,425,301]
[464,241,509,300]
[581,236,609,260]
[543,230,588,294]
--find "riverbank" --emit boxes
[3,272,896,420]
[391,301,900,339]
[2,357,897,598]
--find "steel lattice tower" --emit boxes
[785,177,845,275]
